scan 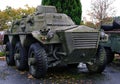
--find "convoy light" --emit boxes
[41,36,47,41]
[100,30,106,39]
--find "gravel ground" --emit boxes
[0,61,120,84]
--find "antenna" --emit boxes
[44,6,47,30]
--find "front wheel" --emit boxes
[28,43,48,78]
[86,46,107,73]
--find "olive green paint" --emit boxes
[4,6,102,66]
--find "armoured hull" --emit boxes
[3,5,107,78]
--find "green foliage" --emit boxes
[0,52,5,57]
[42,0,82,25]
[0,5,35,31]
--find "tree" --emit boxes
[88,0,115,27]
[42,0,82,25]
[84,21,96,28]
[0,5,35,30]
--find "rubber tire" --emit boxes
[86,46,107,73]
[14,42,28,71]
[105,47,114,64]
[5,42,15,66]
[28,43,48,78]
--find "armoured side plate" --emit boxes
[8,35,13,44]
[19,35,26,45]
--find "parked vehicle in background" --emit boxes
[101,17,120,64]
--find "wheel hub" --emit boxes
[28,58,36,65]
[14,53,20,60]
[30,65,36,75]
[16,60,20,67]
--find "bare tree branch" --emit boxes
[88,0,116,25]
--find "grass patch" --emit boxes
[0,52,5,57]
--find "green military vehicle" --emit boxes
[101,17,120,64]
[3,6,107,78]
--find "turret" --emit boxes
[35,5,57,15]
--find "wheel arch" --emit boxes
[12,35,20,48]
[3,35,9,44]
[3,34,20,47]
[23,34,42,49]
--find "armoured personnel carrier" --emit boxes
[101,17,120,64]
[3,6,107,78]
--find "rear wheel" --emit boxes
[105,47,114,64]
[5,42,15,66]
[14,42,28,70]
[28,43,48,78]
[86,46,107,73]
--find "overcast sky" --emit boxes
[0,0,120,21]
[0,0,42,10]
[81,0,120,21]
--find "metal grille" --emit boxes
[72,32,99,48]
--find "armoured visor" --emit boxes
[56,25,100,63]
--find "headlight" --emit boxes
[100,31,106,39]
[100,30,108,42]
[47,30,54,40]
